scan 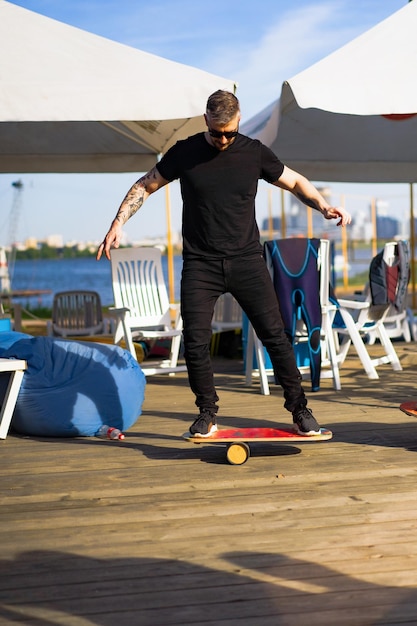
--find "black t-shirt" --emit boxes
[156,132,284,259]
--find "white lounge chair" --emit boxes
[110,247,186,375]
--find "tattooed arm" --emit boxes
[272,165,351,227]
[97,166,169,260]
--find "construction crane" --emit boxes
[6,179,24,285]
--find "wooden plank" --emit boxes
[1,345,417,625]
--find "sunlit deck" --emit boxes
[2,342,417,625]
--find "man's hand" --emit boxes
[322,206,352,227]
[96,221,123,261]
[274,167,352,227]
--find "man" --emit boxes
[97,90,351,438]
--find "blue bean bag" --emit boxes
[0,331,146,437]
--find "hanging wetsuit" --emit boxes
[369,240,410,312]
[264,238,322,391]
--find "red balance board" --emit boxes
[183,427,332,465]
[400,401,417,417]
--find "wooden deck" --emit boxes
[2,343,417,625]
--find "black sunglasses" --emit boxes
[208,128,239,139]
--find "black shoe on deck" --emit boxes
[189,410,218,438]
[292,406,321,436]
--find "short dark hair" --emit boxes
[206,90,240,125]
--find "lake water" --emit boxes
[9,248,374,311]
[10,256,184,310]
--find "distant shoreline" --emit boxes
[13,243,183,261]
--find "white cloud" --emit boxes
[205,2,374,120]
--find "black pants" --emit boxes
[180,254,307,415]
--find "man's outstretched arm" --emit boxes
[273,165,351,227]
[97,166,169,260]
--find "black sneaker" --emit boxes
[189,410,218,438]
[292,406,321,436]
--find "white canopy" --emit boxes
[0,1,236,173]
[242,1,417,183]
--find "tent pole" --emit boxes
[165,184,175,303]
[410,183,415,309]
[371,197,378,258]
[307,206,313,238]
[341,195,349,289]
[281,189,286,239]
[267,188,273,240]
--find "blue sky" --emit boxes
[0,0,409,245]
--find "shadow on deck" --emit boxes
[1,342,417,625]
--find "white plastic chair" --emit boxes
[245,239,341,394]
[0,357,27,439]
[361,241,412,344]
[377,307,413,344]
[333,242,404,378]
[110,247,186,375]
[211,293,243,358]
[212,293,242,333]
[47,290,110,337]
[333,299,402,379]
